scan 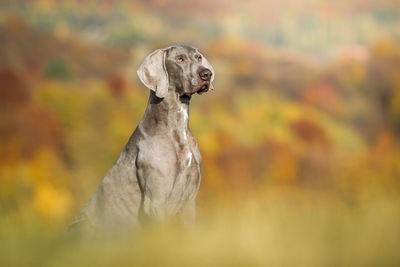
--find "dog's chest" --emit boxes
[172,128,200,174]
[173,107,200,174]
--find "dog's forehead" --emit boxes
[164,45,198,57]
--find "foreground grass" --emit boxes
[1,195,400,267]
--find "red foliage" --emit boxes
[107,73,126,98]
[0,67,31,109]
[301,82,339,112]
[290,118,331,146]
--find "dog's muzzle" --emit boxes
[196,68,212,94]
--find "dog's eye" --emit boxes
[176,56,184,63]
[195,55,202,62]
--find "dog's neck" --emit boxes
[140,90,190,132]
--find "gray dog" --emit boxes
[69,44,214,233]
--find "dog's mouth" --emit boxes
[180,82,211,99]
[196,82,210,95]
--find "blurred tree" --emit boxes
[0,67,30,109]
[367,38,400,136]
[106,73,126,98]
[291,118,331,146]
[44,59,73,80]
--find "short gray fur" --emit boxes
[68,44,214,233]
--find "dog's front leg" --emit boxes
[136,152,175,222]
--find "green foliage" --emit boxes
[44,59,73,80]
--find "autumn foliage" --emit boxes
[0,0,399,233]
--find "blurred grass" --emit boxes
[1,194,400,267]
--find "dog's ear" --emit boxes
[200,53,215,90]
[137,49,169,98]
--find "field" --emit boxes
[2,194,400,266]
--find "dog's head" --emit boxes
[137,44,214,98]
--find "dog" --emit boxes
[68,44,214,233]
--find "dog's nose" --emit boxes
[199,69,212,81]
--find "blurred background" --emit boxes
[1,0,400,265]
